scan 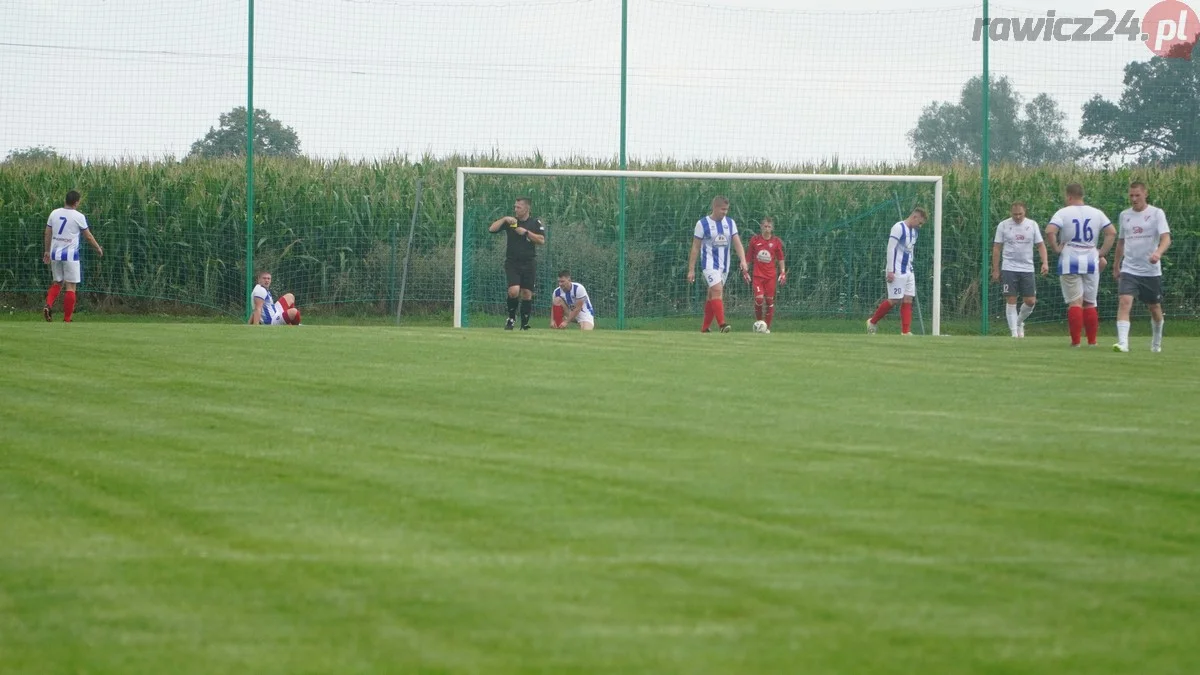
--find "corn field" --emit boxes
[2,157,1198,328]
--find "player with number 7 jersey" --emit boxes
[1045,183,1116,347]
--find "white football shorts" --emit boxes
[264,301,285,324]
[1059,272,1098,305]
[575,310,595,326]
[886,273,916,300]
[703,269,729,288]
[51,260,81,284]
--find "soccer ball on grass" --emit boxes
[752,320,769,333]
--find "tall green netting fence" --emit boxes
[2,0,1197,331]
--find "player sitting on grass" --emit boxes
[550,270,594,330]
[249,270,301,325]
[748,217,786,332]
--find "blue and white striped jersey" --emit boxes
[46,207,90,261]
[552,282,593,315]
[1049,205,1111,275]
[888,221,918,275]
[693,216,739,274]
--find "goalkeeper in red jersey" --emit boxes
[747,217,786,331]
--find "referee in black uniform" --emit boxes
[488,197,546,329]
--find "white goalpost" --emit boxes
[455,167,944,334]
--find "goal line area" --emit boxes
[455,167,944,334]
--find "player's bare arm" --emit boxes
[778,256,786,284]
[1150,232,1172,264]
[732,234,750,282]
[1113,239,1125,281]
[42,225,52,264]
[1045,224,1062,254]
[990,242,1003,282]
[83,229,103,257]
[1097,224,1117,272]
[488,216,516,233]
[249,297,265,325]
[1038,241,1049,275]
[686,238,701,283]
[516,226,545,246]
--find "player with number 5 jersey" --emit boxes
[42,190,103,323]
[1044,183,1115,347]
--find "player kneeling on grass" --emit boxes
[249,271,301,325]
[991,201,1049,338]
[867,207,926,335]
[550,270,594,330]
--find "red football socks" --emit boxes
[1083,307,1099,345]
[765,299,775,328]
[754,298,764,321]
[551,304,564,327]
[900,303,913,333]
[714,299,726,327]
[702,300,714,332]
[869,300,893,324]
[45,283,61,307]
[63,291,76,322]
[1067,306,1083,345]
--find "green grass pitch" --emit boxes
[2,322,1198,674]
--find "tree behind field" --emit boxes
[908,76,1077,165]
[1080,43,1200,165]
[190,107,301,159]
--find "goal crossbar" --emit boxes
[454,167,944,334]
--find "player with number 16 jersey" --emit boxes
[1045,183,1115,347]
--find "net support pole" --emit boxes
[454,168,465,328]
[980,0,991,335]
[396,178,424,325]
[616,0,629,330]
[243,0,255,323]
[933,177,943,337]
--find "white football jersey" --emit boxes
[1049,205,1111,275]
[46,207,90,261]
[252,284,283,324]
[1118,206,1170,277]
[993,218,1043,273]
[887,220,918,274]
[693,216,738,274]
[552,282,594,316]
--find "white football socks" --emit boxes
[1152,318,1164,348]
[1005,304,1018,335]
[1017,302,1034,325]
[1116,320,1130,347]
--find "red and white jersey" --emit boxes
[693,216,739,275]
[1049,204,1111,275]
[46,207,90,261]
[748,234,784,277]
[1118,206,1170,277]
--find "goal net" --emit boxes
[455,168,944,334]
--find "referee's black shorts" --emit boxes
[505,258,536,290]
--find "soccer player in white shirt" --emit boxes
[686,196,750,333]
[1045,183,1115,347]
[550,270,595,330]
[42,190,103,323]
[991,202,1049,338]
[249,270,300,325]
[867,207,926,335]
[1113,181,1171,353]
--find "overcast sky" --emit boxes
[0,0,1163,164]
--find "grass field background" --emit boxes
[2,322,1198,674]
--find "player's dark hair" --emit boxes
[557,269,571,279]
[712,195,729,206]
[761,216,774,225]
[1129,181,1147,192]
[1066,183,1084,198]
[65,190,80,206]
[911,207,927,219]
[516,196,532,206]
[1010,201,1026,210]
[255,269,270,280]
